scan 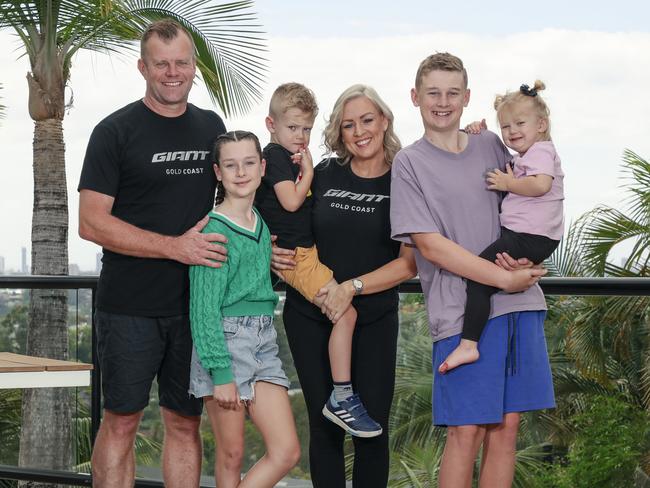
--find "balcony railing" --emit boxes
[1,274,650,487]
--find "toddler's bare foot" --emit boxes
[439,339,480,374]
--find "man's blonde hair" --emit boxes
[269,82,318,119]
[140,19,195,60]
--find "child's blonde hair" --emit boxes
[415,52,467,90]
[269,82,318,119]
[494,80,551,140]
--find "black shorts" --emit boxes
[95,311,202,416]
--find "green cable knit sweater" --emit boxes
[189,208,278,385]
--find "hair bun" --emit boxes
[533,80,546,92]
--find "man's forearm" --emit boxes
[79,211,175,260]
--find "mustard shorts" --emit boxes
[281,245,334,301]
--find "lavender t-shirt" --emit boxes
[500,141,564,240]
[390,131,547,342]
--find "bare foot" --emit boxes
[439,339,480,374]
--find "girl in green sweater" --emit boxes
[189,131,300,487]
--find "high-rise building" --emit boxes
[21,247,29,274]
[0,255,5,275]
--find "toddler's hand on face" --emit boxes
[291,146,314,172]
[486,164,514,191]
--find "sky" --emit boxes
[1,0,649,271]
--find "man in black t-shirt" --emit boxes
[78,20,226,487]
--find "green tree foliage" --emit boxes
[537,150,650,484]
[538,395,649,488]
[0,304,27,353]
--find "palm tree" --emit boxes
[546,150,650,393]
[542,149,650,481]
[0,0,266,480]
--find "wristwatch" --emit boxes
[352,278,364,296]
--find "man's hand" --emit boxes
[169,215,228,267]
[486,165,515,192]
[213,382,241,410]
[270,236,296,272]
[501,267,547,293]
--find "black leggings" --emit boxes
[463,227,559,342]
[283,301,398,488]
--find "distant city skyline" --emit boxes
[0,248,102,274]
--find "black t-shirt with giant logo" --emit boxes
[78,100,226,316]
[285,158,401,323]
[255,143,314,249]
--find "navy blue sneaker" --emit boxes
[322,392,383,438]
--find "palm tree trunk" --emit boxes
[19,118,71,486]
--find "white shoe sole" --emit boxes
[322,405,383,438]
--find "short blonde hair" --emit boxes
[415,52,467,90]
[269,82,318,119]
[323,84,401,164]
[494,80,552,140]
[140,19,195,60]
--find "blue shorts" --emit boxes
[432,311,555,426]
[189,315,289,401]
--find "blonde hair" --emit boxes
[415,52,467,90]
[140,19,195,60]
[494,80,552,140]
[323,84,401,164]
[269,82,318,119]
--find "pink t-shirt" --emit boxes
[499,141,564,240]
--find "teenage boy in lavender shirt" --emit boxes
[390,52,555,487]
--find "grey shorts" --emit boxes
[189,315,289,401]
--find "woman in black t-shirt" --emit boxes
[273,84,417,487]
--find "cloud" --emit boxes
[1,29,648,270]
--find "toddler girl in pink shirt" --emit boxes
[441,80,564,373]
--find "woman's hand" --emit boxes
[316,281,355,324]
[213,383,241,410]
[270,236,296,273]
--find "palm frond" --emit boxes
[0,83,5,120]
[546,218,588,277]
[0,0,268,117]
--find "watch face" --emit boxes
[353,279,363,293]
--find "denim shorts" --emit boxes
[432,310,555,426]
[189,315,289,401]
